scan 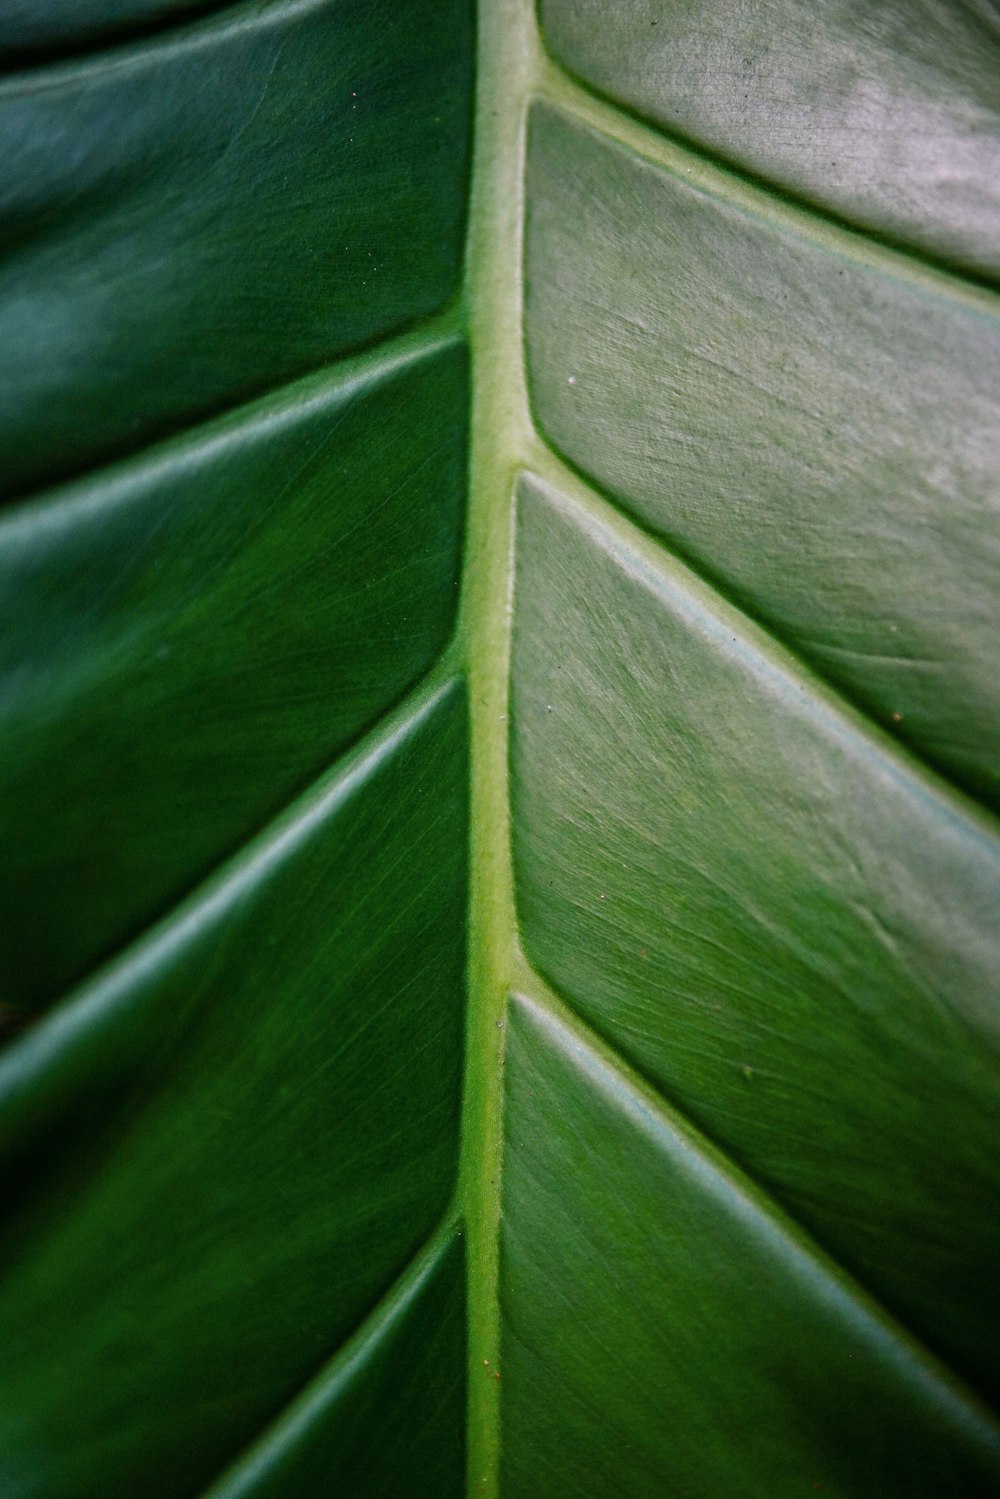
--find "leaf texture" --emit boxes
[539,0,1000,281]
[511,469,1000,1401]
[0,0,473,499]
[497,0,1000,1484]
[0,0,472,1492]
[205,1230,466,1499]
[0,682,467,1498]
[500,992,1000,1498]
[0,332,466,1013]
[2,0,999,1493]
[524,103,1000,808]
[0,2,222,62]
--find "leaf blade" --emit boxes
[511,467,1000,1399]
[500,988,1000,1498]
[0,679,467,1499]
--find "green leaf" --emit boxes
[523,102,1000,807]
[204,1228,466,1499]
[0,0,219,61]
[0,680,467,1497]
[0,332,467,1010]
[0,0,472,499]
[538,0,1000,283]
[511,468,1000,1402]
[1,1,998,1495]
[501,993,1000,1498]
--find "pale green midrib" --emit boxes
[511,944,1000,1443]
[0,649,463,1118]
[536,48,1000,319]
[507,959,1000,1455]
[521,437,1000,849]
[455,2,540,1496]
[0,298,465,526]
[199,1211,463,1499]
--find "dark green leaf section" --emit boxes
[0,0,473,500]
[0,0,220,62]
[538,0,1000,281]
[510,472,1000,1401]
[0,331,467,1016]
[0,678,467,1499]
[206,1229,466,1499]
[524,104,1000,809]
[500,991,1000,1499]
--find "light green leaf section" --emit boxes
[539,0,1000,281]
[0,678,467,1499]
[511,467,1000,1400]
[0,326,467,1015]
[498,3,1000,1482]
[205,1227,466,1499]
[500,989,1000,1498]
[524,102,1000,808]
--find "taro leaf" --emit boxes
[0,1,998,1497]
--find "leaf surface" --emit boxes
[525,102,1000,807]
[0,332,467,1011]
[0,682,467,1498]
[0,0,472,1491]
[540,0,1000,280]
[501,992,1000,1497]
[0,1,222,59]
[0,0,472,499]
[1,0,999,1494]
[511,468,1000,1400]
[205,1229,467,1499]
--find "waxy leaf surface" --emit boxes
[1,0,998,1493]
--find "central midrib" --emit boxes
[457,0,539,1494]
